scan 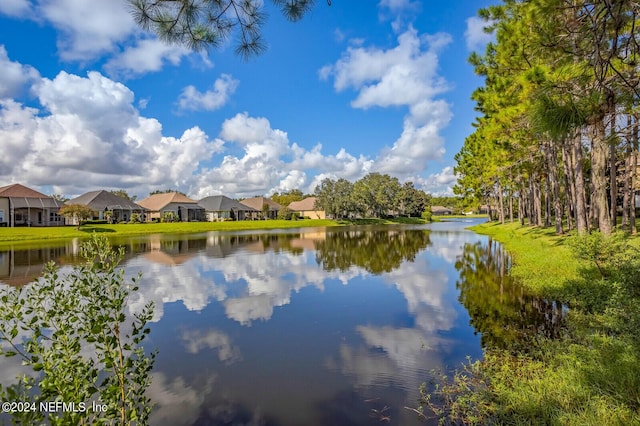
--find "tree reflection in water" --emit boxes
[314,229,432,274]
[455,239,565,351]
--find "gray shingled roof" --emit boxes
[199,195,257,212]
[67,190,146,211]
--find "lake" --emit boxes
[0,219,562,425]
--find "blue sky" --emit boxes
[0,0,496,199]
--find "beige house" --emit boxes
[288,197,326,219]
[240,196,281,219]
[0,183,64,227]
[137,192,204,222]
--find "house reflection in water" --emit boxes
[0,230,330,285]
[137,230,328,264]
[0,241,81,287]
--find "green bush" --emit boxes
[566,231,639,284]
[421,207,433,222]
[161,212,178,223]
[277,207,293,220]
[0,234,156,424]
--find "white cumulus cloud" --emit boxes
[39,0,136,61]
[193,112,374,198]
[0,46,40,98]
[415,166,458,196]
[3,1,200,76]
[320,28,453,177]
[0,0,30,17]
[177,74,239,112]
[378,0,421,32]
[0,67,224,197]
[0,52,449,199]
[105,38,191,77]
[465,16,495,52]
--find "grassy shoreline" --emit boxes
[0,217,430,247]
[431,221,640,425]
[468,221,585,297]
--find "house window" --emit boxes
[0,209,4,223]
[50,212,61,222]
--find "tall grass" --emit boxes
[417,222,640,425]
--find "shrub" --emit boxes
[566,231,637,281]
[277,207,293,220]
[0,234,156,424]
[161,212,178,223]
[421,207,433,222]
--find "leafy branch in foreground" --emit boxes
[0,234,156,425]
[129,0,331,58]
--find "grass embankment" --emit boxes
[0,219,338,246]
[441,222,640,425]
[0,217,430,247]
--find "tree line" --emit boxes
[455,0,639,235]
[313,172,430,219]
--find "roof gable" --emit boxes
[288,197,318,211]
[0,183,50,198]
[137,192,198,211]
[67,190,145,210]
[240,196,281,211]
[199,195,257,212]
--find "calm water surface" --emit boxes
[0,219,560,425]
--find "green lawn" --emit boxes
[0,217,433,247]
[431,221,640,425]
[468,221,585,297]
[0,219,338,246]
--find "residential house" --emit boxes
[240,197,281,219]
[66,190,147,223]
[288,197,326,219]
[198,195,257,221]
[137,192,204,222]
[0,183,64,227]
[431,205,453,215]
